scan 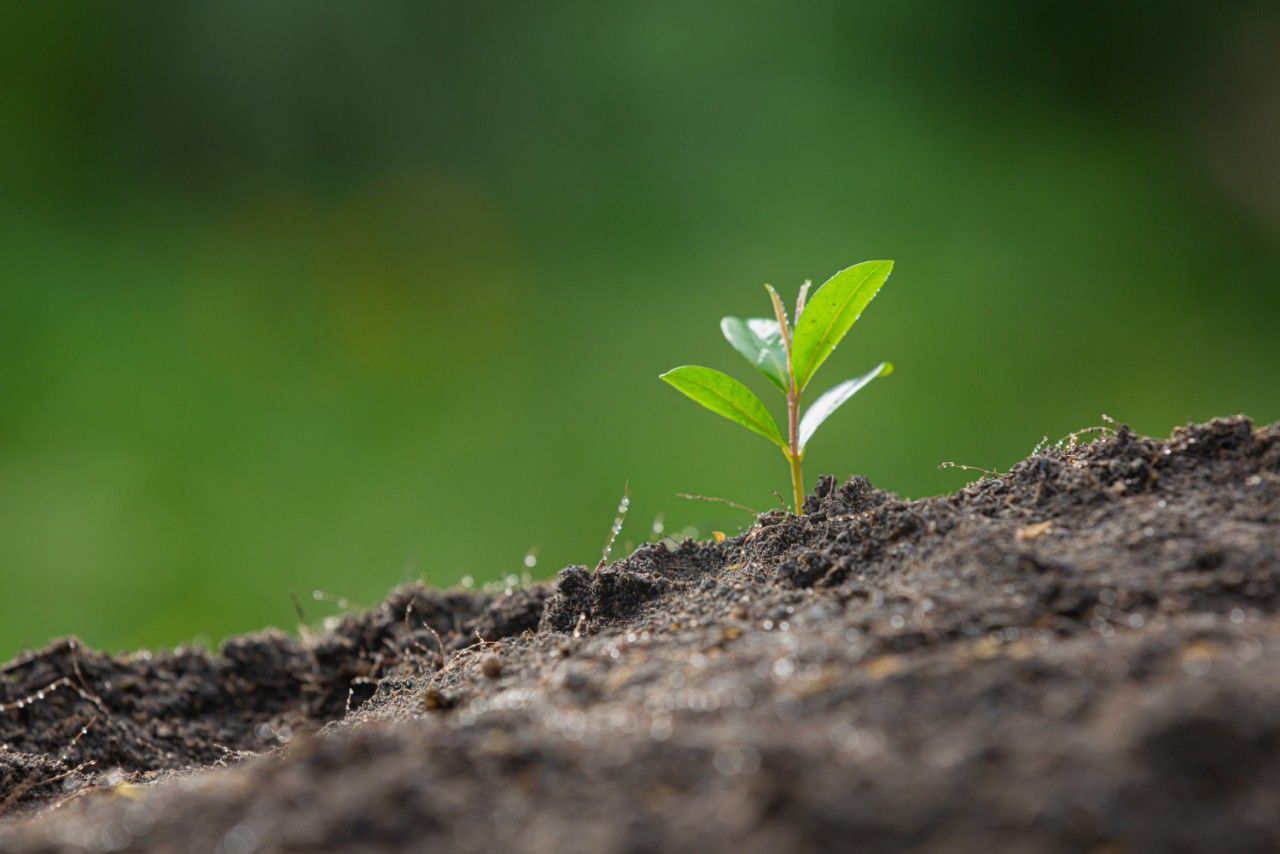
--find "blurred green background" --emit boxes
[2,2,1278,656]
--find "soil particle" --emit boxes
[479,654,503,680]
[2,416,1280,852]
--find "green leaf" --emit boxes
[798,362,893,451]
[660,365,786,450]
[720,317,787,390]
[790,260,893,391]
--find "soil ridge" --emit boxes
[1,417,1278,852]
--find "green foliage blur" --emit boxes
[2,2,1278,656]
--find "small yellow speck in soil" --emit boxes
[972,637,1001,659]
[863,656,902,679]
[1016,521,1053,542]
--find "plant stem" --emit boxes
[787,448,805,515]
[785,385,804,514]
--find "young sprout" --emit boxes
[660,260,895,514]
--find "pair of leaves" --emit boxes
[661,260,894,454]
[661,361,892,454]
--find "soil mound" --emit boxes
[2,417,1278,852]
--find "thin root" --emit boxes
[403,603,445,669]
[0,760,96,817]
[676,493,760,516]
[937,461,1005,481]
[0,677,106,716]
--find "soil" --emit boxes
[2,416,1279,853]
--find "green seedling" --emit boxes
[661,260,894,515]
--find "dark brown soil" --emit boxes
[2,417,1279,852]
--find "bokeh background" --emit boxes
[3,2,1279,656]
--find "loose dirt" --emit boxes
[2,417,1278,852]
